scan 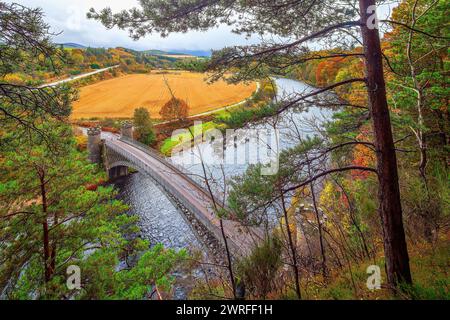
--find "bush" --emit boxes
[133,107,156,146]
[237,236,282,299]
[140,131,156,146]
[160,98,190,121]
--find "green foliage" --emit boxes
[159,121,216,155]
[214,79,277,128]
[399,165,449,242]
[399,243,450,300]
[305,241,450,300]
[133,107,156,146]
[0,2,77,139]
[237,236,282,299]
[174,58,209,72]
[215,102,279,129]
[0,2,57,78]
[227,137,323,224]
[0,122,186,299]
[112,244,187,299]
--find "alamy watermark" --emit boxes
[170,121,280,175]
[366,265,382,290]
[367,5,380,30]
[66,265,81,290]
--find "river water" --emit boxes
[113,77,334,298]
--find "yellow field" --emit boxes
[71,71,256,119]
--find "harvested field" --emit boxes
[71,71,257,119]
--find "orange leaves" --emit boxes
[315,56,354,87]
[352,127,376,180]
[85,184,98,191]
[159,97,190,121]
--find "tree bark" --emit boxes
[39,171,51,283]
[310,183,328,281]
[359,0,412,287]
[280,192,302,299]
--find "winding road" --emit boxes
[39,65,120,88]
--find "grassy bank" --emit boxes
[160,121,218,155]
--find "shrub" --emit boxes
[159,97,190,121]
[237,236,282,299]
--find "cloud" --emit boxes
[8,0,258,51]
[9,1,396,51]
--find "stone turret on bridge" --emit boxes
[121,122,134,139]
[87,127,101,164]
[105,122,135,179]
[87,124,131,179]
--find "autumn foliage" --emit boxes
[159,97,190,121]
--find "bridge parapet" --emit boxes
[118,136,211,197]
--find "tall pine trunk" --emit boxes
[359,0,412,287]
[39,172,52,283]
[280,192,302,299]
[310,183,328,281]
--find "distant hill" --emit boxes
[174,49,211,57]
[142,49,211,58]
[57,43,211,57]
[142,49,171,56]
[58,43,88,49]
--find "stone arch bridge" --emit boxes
[87,125,262,257]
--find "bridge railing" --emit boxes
[118,136,214,200]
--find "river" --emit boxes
[113,77,333,298]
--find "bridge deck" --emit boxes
[105,137,263,257]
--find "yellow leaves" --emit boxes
[38,53,46,63]
[71,51,84,65]
[274,190,309,245]
[75,135,87,151]
[319,181,339,223]
[2,73,26,84]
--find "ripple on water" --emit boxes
[114,172,201,251]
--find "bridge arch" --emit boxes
[108,160,136,169]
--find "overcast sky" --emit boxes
[10,1,397,52]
